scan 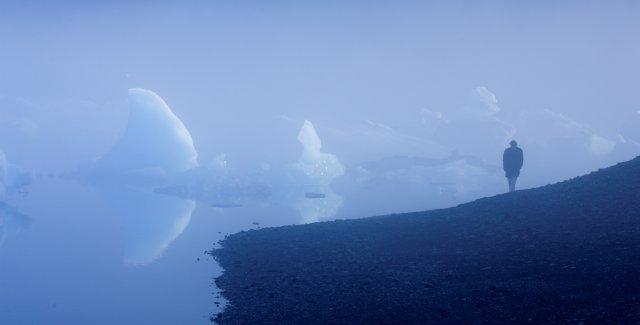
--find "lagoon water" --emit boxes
[0,171,502,324]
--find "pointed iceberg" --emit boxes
[93,89,198,180]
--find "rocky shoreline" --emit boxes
[212,157,640,323]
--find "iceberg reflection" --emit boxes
[0,203,30,249]
[96,185,196,266]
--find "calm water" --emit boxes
[0,175,493,324]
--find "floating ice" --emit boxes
[155,150,272,206]
[619,111,640,148]
[458,86,501,118]
[524,109,618,156]
[0,150,32,200]
[93,89,198,180]
[156,120,346,223]
[346,154,500,199]
[282,121,347,222]
[81,89,199,264]
[156,170,272,207]
[423,87,515,162]
[294,120,345,185]
[588,134,616,156]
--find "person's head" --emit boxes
[509,140,518,147]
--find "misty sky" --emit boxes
[0,1,638,176]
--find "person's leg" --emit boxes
[508,177,518,192]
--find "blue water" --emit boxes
[0,175,490,324]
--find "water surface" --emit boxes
[0,174,495,324]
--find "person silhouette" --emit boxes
[503,140,524,192]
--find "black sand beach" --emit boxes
[212,157,640,323]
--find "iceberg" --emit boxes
[155,170,272,207]
[588,134,616,156]
[342,154,502,204]
[512,109,619,157]
[459,86,502,118]
[286,121,345,222]
[155,153,272,206]
[156,120,346,224]
[0,150,32,200]
[294,120,345,185]
[92,89,198,181]
[430,87,622,168]
[428,87,515,162]
[81,89,199,265]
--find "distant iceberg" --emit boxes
[92,89,198,183]
[287,121,345,222]
[294,120,345,185]
[341,153,502,205]
[157,120,346,223]
[0,150,31,200]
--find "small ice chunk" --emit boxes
[588,134,616,156]
[305,192,326,199]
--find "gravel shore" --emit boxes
[213,157,640,324]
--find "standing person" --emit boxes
[503,140,524,192]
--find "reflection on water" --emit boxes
[94,185,196,266]
[0,160,504,324]
[157,176,345,225]
[295,188,343,224]
[0,97,509,324]
[0,202,30,249]
[0,88,512,324]
[156,119,347,224]
[0,179,217,324]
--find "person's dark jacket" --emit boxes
[503,147,524,178]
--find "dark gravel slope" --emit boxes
[212,158,640,324]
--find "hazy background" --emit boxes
[1,1,638,184]
[1,3,639,323]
